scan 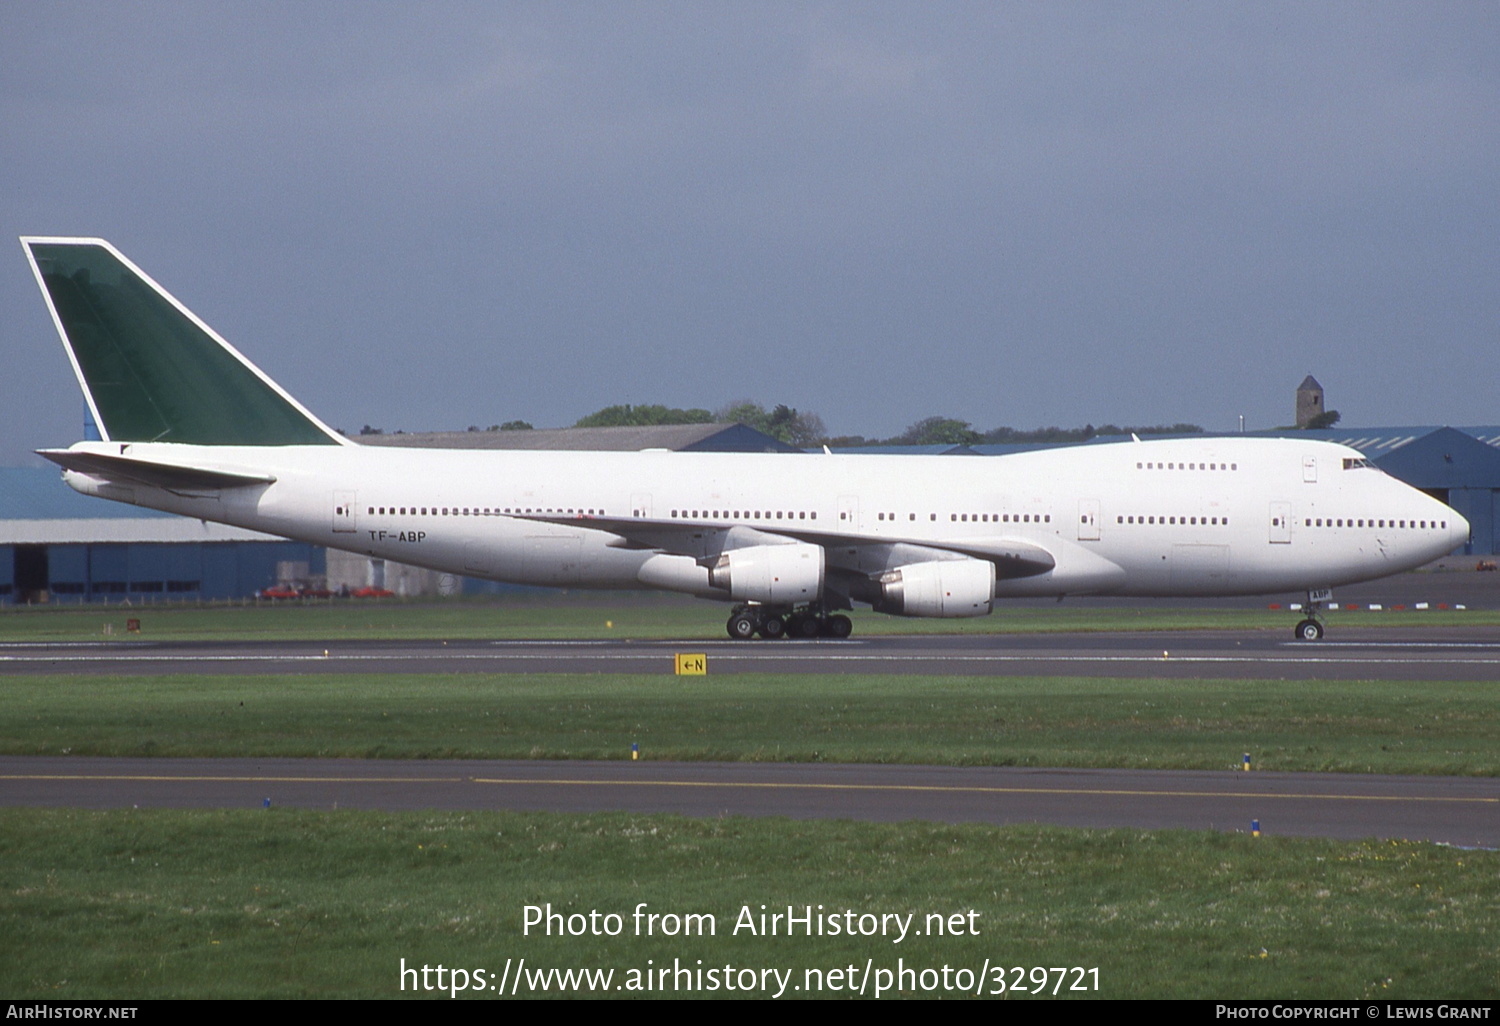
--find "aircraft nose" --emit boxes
[1450,509,1471,552]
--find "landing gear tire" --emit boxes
[727,613,757,640]
[787,614,822,639]
[757,614,786,640]
[822,614,853,639]
[1294,618,1324,642]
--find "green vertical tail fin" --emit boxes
[22,237,344,446]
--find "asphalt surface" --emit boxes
[2,625,1499,679]
[3,756,1495,847]
[4,599,1496,844]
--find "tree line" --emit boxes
[568,403,1205,447]
[352,404,1341,443]
[354,404,1216,445]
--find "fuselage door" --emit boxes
[1302,456,1318,483]
[1077,499,1101,541]
[333,491,357,533]
[1269,501,1292,544]
[631,492,652,518]
[837,495,860,532]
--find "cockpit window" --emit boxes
[1342,457,1375,470]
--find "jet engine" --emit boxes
[869,558,995,617]
[708,542,824,604]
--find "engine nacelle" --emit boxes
[870,558,994,618]
[709,542,824,604]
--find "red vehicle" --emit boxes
[350,586,395,598]
[257,585,300,600]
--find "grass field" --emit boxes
[2,809,1495,999]
[3,599,1496,999]
[1,595,1495,641]
[2,671,1497,775]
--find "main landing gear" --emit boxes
[726,604,852,640]
[1293,589,1330,641]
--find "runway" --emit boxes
[3,625,1495,845]
[3,755,1494,847]
[2,626,1499,679]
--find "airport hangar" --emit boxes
[3,422,1496,605]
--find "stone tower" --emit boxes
[1295,375,1324,428]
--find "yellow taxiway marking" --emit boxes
[468,778,1495,804]
[0,774,464,784]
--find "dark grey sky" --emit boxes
[4,2,1496,462]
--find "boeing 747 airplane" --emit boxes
[21,237,1468,640]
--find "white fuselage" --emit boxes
[56,435,1467,605]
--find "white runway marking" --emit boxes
[1287,640,1500,650]
[3,651,1499,668]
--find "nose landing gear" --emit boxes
[1293,588,1331,641]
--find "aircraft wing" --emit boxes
[511,512,1056,579]
[36,448,277,494]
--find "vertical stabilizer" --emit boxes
[21,237,345,446]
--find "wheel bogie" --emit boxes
[787,614,822,639]
[725,605,853,640]
[726,613,758,640]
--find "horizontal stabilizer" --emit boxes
[37,448,276,493]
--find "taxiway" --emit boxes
[3,755,1495,847]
